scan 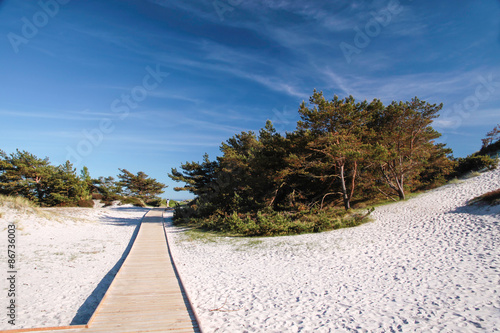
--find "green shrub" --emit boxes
[453,155,497,176]
[173,205,199,225]
[177,207,373,237]
[121,197,146,207]
[77,199,94,208]
[54,201,77,207]
[464,171,481,179]
[145,198,163,207]
[477,140,500,157]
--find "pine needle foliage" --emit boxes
[169,92,458,236]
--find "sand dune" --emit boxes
[166,167,500,332]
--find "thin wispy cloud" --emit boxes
[0,109,105,121]
[2,0,499,198]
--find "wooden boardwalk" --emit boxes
[3,209,201,333]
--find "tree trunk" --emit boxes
[397,187,405,200]
[339,164,350,210]
[349,161,357,203]
[35,182,43,202]
[268,183,285,208]
[396,175,405,200]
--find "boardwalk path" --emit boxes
[3,209,201,333]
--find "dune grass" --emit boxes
[463,171,482,179]
[447,178,463,185]
[468,188,500,206]
[0,195,60,221]
[182,228,221,243]
[0,195,39,211]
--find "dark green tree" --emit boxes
[169,154,219,196]
[168,92,455,234]
[117,169,165,200]
[44,161,90,206]
[0,150,90,206]
[368,97,444,200]
[297,92,370,210]
[80,166,95,196]
[0,149,54,203]
[93,176,122,200]
[253,120,289,208]
[217,130,261,211]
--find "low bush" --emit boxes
[477,140,500,157]
[468,188,500,206]
[453,155,497,177]
[169,199,184,207]
[77,199,94,208]
[145,198,163,207]
[121,197,146,207]
[175,207,373,237]
[463,171,481,179]
[54,201,77,207]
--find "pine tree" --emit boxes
[481,124,500,148]
[93,176,122,200]
[169,154,219,196]
[80,166,94,196]
[44,161,89,206]
[0,149,54,204]
[297,91,370,210]
[368,97,443,200]
[117,169,165,200]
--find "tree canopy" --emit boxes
[169,92,464,235]
[0,149,89,206]
[117,169,166,200]
[0,150,166,207]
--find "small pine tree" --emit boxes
[481,124,500,148]
[117,169,166,200]
[0,149,53,204]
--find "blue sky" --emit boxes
[1,0,499,199]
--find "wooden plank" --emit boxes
[85,209,200,332]
[0,326,87,333]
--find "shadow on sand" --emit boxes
[449,202,500,217]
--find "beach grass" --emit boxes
[182,228,221,243]
[447,178,463,185]
[0,194,39,210]
[0,194,61,222]
[463,171,482,179]
[468,188,500,206]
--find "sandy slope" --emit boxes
[0,204,148,330]
[166,168,500,332]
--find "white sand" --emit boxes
[0,168,498,332]
[0,203,148,330]
[166,168,500,332]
